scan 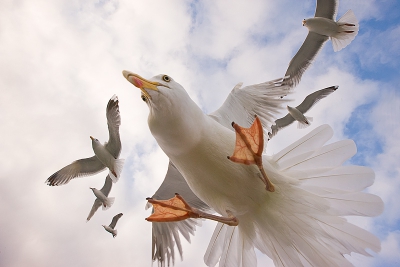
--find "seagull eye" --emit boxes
[162,75,171,82]
[141,95,147,102]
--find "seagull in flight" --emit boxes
[46,95,124,186]
[87,175,115,221]
[269,85,338,139]
[283,0,359,88]
[123,71,383,267]
[103,213,123,238]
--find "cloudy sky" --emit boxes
[1,0,399,266]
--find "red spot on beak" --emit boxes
[132,77,143,88]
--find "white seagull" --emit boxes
[123,71,383,267]
[103,213,123,238]
[46,95,124,186]
[283,0,359,88]
[269,85,338,139]
[87,175,115,221]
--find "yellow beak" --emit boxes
[122,70,160,99]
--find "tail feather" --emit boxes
[109,158,125,182]
[273,124,333,164]
[204,223,256,267]
[283,139,356,173]
[332,10,359,52]
[297,166,375,192]
[204,223,226,266]
[203,125,382,267]
[102,197,115,210]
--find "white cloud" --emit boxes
[0,0,398,266]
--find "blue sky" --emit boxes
[0,0,399,266]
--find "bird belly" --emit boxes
[92,189,107,202]
[170,128,269,217]
[93,146,115,170]
[306,17,338,37]
[287,106,308,124]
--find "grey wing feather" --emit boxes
[283,32,328,88]
[105,95,122,158]
[150,161,210,266]
[87,199,102,221]
[269,113,295,139]
[315,0,338,20]
[46,156,106,186]
[100,175,113,196]
[109,213,123,229]
[296,85,338,113]
[209,79,290,139]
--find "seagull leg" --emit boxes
[227,116,275,192]
[146,193,239,226]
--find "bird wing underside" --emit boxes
[315,0,338,20]
[109,213,123,228]
[283,32,328,89]
[105,95,122,158]
[99,175,113,196]
[46,156,106,186]
[87,199,102,221]
[296,85,338,113]
[208,78,290,141]
[149,161,210,266]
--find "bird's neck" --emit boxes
[148,99,207,157]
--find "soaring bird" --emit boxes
[269,85,338,139]
[46,95,124,186]
[87,175,115,221]
[146,161,210,265]
[283,0,359,88]
[123,71,383,267]
[103,213,123,238]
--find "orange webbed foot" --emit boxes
[146,194,239,226]
[228,116,275,192]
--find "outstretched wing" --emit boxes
[109,213,123,229]
[268,113,296,139]
[208,79,290,139]
[105,95,122,158]
[268,85,337,139]
[87,199,102,221]
[46,156,105,186]
[149,161,210,266]
[283,32,328,89]
[100,175,113,196]
[296,85,338,113]
[315,0,338,20]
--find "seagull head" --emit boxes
[302,19,306,26]
[89,136,101,146]
[122,70,207,155]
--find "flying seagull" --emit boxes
[46,95,124,186]
[87,175,114,221]
[103,213,123,238]
[269,85,338,139]
[123,71,383,267]
[146,161,210,266]
[283,0,359,88]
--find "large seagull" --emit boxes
[123,71,383,267]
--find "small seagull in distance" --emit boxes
[87,175,114,221]
[269,85,338,139]
[103,213,123,238]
